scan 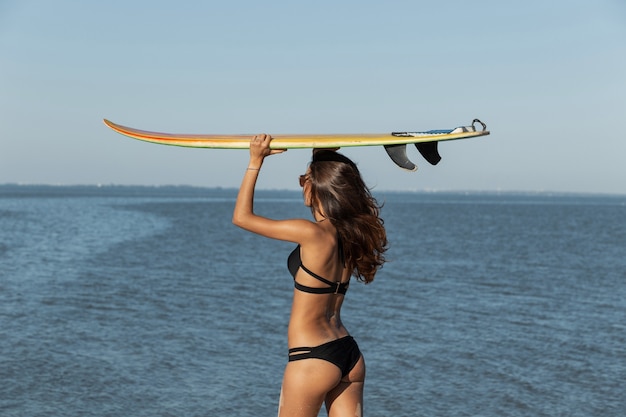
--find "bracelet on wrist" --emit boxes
[246,167,260,171]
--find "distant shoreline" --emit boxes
[1,183,624,199]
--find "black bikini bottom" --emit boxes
[288,336,361,377]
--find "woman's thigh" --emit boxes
[278,359,342,417]
[325,355,366,417]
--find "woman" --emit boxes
[232,134,387,417]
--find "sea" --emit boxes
[1,184,624,417]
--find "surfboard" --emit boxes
[103,118,490,171]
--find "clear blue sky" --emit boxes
[1,0,625,193]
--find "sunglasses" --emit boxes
[299,175,308,187]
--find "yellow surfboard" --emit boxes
[103,118,490,171]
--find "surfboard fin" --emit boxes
[384,141,442,171]
[384,144,418,171]
[415,141,441,165]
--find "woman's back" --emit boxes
[287,222,351,346]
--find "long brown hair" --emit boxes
[308,150,387,283]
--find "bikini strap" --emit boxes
[296,264,349,295]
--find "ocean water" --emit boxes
[1,185,625,417]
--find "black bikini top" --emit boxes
[287,245,349,295]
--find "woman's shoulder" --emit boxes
[299,220,338,248]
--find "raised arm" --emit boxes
[232,135,315,243]
[231,134,271,226]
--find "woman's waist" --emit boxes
[287,320,349,348]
